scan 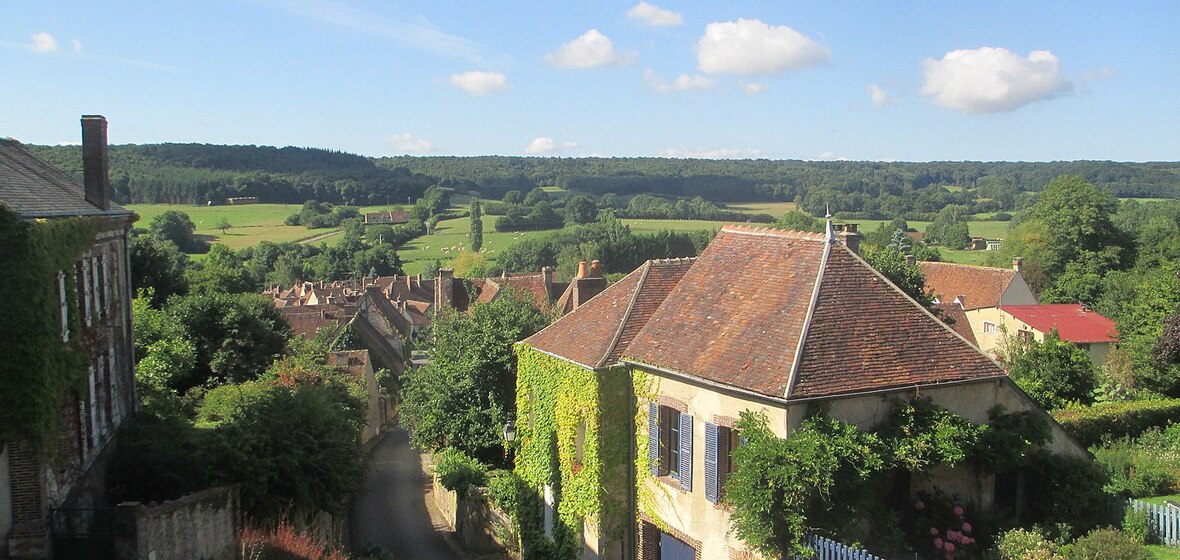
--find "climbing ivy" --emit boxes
[513,345,634,559]
[0,205,101,451]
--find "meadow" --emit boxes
[128,202,1013,271]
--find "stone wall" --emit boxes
[115,486,239,560]
[431,476,516,555]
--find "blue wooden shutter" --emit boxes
[648,402,660,476]
[705,422,719,503]
[678,413,693,491]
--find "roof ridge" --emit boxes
[597,260,654,368]
[784,228,833,398]
[721,224,826,241]
[649,256,697,265]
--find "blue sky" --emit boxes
[2,1,1177,161]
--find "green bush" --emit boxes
[1053,399,1180,447]
[1095,443,1175,498]
[487,469,526,514]
[994,528,1064,560]
[434,447,488,494]
[1023,451,1114,537]
[1121,505,1156,545]
[1062,528,1151,560]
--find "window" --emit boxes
[983,321,997,334]
[648,402,693,491]
[706,422,740,504]
[58,272,69,342]
[1017,329,1033,342]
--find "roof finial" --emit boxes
[824,204,835,244]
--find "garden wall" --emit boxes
[114,485,239,560]
[432,476,517,554]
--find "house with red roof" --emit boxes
[996,304,1118,366]
[515,224,1087,560]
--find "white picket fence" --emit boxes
[795,534,885,560]
[1128,498,1180,546]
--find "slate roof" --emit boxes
[1000,304,1118,344]
[0,138,130,218]
[530,224,1006,401]
[918,261,1019,311]
[524,258,693,369]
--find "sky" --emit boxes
[2,1,1178,162]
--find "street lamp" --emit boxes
[502,420,517,444]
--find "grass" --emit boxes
[725,201,797,216]
[1148,545,1180,559]
[1142,494,1180,506]
[622,218,730,233]
[396,215,551,276]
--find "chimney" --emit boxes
[576,261,589,279]
[837,223,860,254]
[81,115,110,210]
[542,266,554,287]
[905,255,916,266]
[435,268,454,311]
[1012,257,1023,272]
[589,260,602,277]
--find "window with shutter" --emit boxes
[705,422,719,503]
[58,272,69,342]
[648,402,661,476]
[678,413,692,492]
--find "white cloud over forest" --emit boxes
[450,71,508,96]
[546,29,635,69]
[524,137,578,154]
[626,2,683,27]
[389,132,436,153]
[921,47,1071,114]
[697,19,828,76]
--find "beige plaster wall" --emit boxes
[637,372,788,559]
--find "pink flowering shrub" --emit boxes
[908,489,980,559]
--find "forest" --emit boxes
[25,144,1180,215]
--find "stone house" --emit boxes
[516,224,1087,560]
[0,116,136,558]
[919,259,1038,356]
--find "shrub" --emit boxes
[434,447,488,494]
[238,519,348,560]
[1095,442,1175,498]
[994,528,1064,560]
[1121,505,1156,545]
[1062,528,1151,560]
[1052,399,1180,447]
[1023,452,1114,536]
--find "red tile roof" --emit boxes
[918,261,1019,310]
[280,305,346,339]
[524,259,693,369]
[934,303,978,346]
[1000,304,1118,343]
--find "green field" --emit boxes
[396,215,551,276]
[726,201,797,216]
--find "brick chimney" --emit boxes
[542,266,554,288]
[1012,257,1023,272]
[81,115,110,210]
[905,255,916,266]
[589,260,602,277]
[435,268,454,311]
[837,223,860,254]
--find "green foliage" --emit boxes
[0,207,99,450]
[434,447,489,494]
[149,209,207,252]
[1023,451,1114,536]
[995,528,1065,560]
[107,413,222,504]
[1095,443,1175,498]
[130,235,189,306]
[926,204,972,248]
[286,200,360,229]
[470,197,483,252]
[876,398,984,471]
[860,243,938,311]
[161,291,291,392]
[725,412,884,557]
[563,194,597,225]
[1114,261,1180,396]
[1052,399,1180,447]
[970,406,1052,473]
[132,293,198,418]
[400,290,548,460]
[776,210,825,233]
[1004,330,1098,410]
[1122,505,1157,545]
[1063,528,1152,560]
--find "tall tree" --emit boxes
[470,197,483,252]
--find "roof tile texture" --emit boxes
[1000,304,1118,343]
[525,266,644,368]
[0,139,129,217]
[919,261,1018,310]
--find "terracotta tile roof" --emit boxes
[1000,304,1118,343]
[280,304,346,339]
[622,225,1005,399]
[0,138,130,218]
[934,303,978,346]
[918,261,1019,310]
[790,248,1003,399]
[524,259,693,369]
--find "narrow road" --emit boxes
[351,427,462,560]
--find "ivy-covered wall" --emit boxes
[514,345,633,559]
[0,206,100,451]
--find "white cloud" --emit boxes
[72,39,82,53]
[743,83,769,94]
[31,32,58,53]
[644,69,714,93]
[867,84,899,108]
[389,132,436,153]
[814,150,848,161]
[660,147,762,159]
[546,29,635,69]
[697,19,828,76]
[921,47,1072,114]
[626,2,683,27]
[1082,66,1118,82]
[524,137,578,154]
[449,71,508,96]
